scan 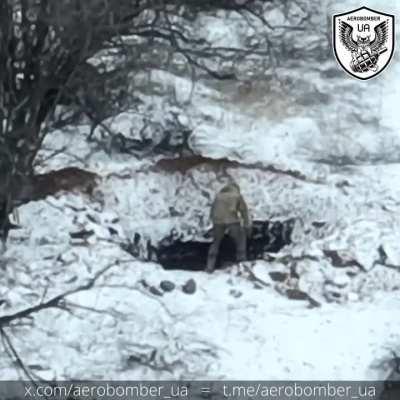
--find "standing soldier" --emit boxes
[206,182,251,273]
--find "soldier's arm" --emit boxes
[209,199,216,222]
[238,195,251,228]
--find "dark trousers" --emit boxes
[206,223,247,271]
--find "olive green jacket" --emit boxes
[210,184,251,227]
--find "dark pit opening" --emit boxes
[153,219,295,271]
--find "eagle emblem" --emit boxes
[333,7,395,80]
[339,20,388,72]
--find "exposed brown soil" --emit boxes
[153,155,316,183]
[7,167,100,206]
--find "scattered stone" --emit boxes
[86,213,99,224]
[377,244,388,264]
[312,221,326,228]
[148,286,164,296]
[324,276,351,301]
[324,289,343,303]
[269,271,289,282]
[323,249,364,270]
[139,279,149,288]
[286,289,309,301]
[307,297,321,308]
[376,244,400,271]
[169,207,183,217]
[108,226,119,236]
[345,268,359,277]
[121,241,140,258]
[182,279,196,295]
[101,212,120,225]
[69,229,95,240]
[241,262,270,288]
[35,236,49,246]
[160,280,175,292]
[230,289,242,298]
[276,286,321,308]
[28,364,47,371]
[127,354,142,364]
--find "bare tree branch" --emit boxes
[0,261,117,327]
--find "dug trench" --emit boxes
[126,218,296,271]
[124,219,323,308]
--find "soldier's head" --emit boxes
[220,178,240,194]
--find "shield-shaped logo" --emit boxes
[333,6,395,80]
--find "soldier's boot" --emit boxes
[206,248,217,273]
[206,238,220,274]
[206,225,225,273]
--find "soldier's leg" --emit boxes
[229,223,247,263]
[12,208,20,225]
[206,224,225,272]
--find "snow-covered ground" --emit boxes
[1,0,400,383]
[2,252,399,380]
